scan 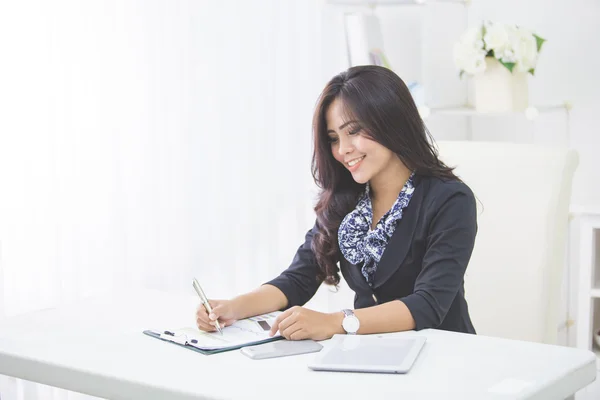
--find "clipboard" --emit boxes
[143,311,285,355]
[142,329,284,355]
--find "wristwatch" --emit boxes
[341,309,360,334]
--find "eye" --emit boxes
[327,136,339,143]
[348,126,362,135]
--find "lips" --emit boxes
[345,155,365,172]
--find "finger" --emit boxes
[269,311,288,336]
[197,323,216,332]
[281,321,302,340]
[217,319,233,327]
[290,329,307,341]
[208,300,219,309]
[277,314,298,335]
[197,315,234,332]
[270,308,293,336]
[196,304,209,319]
[208,305,221,321]
[196,309,212,327]
[209,316,223,330]
[196,317,216,332]
[196,304,210,322]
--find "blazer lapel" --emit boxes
[341,257,372,292]
[371,174,427,289]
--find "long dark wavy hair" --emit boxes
[311,65,459,286]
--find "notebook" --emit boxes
[143,311,284,355]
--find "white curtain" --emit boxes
[0,0,326,398]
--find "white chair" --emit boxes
[436,141,579,345]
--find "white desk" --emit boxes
[0,289,596,400]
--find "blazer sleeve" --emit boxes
[263,223,323,309]
[399,186,477,330]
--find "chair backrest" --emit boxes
[436,141,579,344]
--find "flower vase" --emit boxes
[473,57,529,113]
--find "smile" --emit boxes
[346,155,365,168]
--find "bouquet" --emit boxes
[453,21,546,77]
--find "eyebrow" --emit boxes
[326,120,358,135]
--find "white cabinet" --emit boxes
[572,207,600,363]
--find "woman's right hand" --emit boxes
[196,299,238,332]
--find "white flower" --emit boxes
[498,48,516,64]
[483,22,511,59]
[454,21,543,76]
[453,41,487,75]
[460,27,484,50]
[511,27,538,72]
[453,27,487,75]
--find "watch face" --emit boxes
[343,316,359,333]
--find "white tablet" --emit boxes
[308,334,426,374]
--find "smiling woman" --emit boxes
[196,66,479,341]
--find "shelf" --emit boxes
[570,206,600,216]
[592,288,600,299]
[570,207,600,223]
[419,104,570,120]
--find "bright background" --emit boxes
[0,0,598,398]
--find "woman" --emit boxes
[196,65,477,341]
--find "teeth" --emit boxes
[348,156,365,167]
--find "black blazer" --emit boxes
[265,174,477,334]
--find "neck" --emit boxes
[369,158,412,204]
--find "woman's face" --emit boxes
[326,98,398,185]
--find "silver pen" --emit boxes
[193,278,223,335]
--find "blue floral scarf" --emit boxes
[338,172,416,284]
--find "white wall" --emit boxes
[466,0,600,210]
[0,1,330,398]
[0,0,325,317]
[321,0,600,210]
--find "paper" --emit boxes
[166,311,282,350]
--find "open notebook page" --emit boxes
[172,311,282,350]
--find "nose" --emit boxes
[337,136,353,156]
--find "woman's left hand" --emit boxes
[269,306,342,341]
